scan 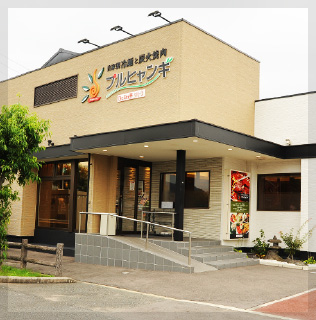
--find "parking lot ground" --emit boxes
[254,289,316,320]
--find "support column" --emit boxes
[174,150,186,241]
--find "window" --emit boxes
[34,75,78,107]
[160,171,210,209]
[37,160,89,231]
[257,173,301,211]
[38,162,72,229]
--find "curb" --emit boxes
[0,276,75,283]
[259,259,316,271]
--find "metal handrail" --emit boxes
[79,211,192,265]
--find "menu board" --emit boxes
[230,170,250,239]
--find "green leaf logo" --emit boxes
[166,57,173,63]
[88,74,93,83]
[81,95,89,103]
[97,67,104,79]
[82,86,90,92]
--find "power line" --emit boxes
[0,52,31,71]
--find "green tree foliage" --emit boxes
[0,104,50,264]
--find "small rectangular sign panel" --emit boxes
[117,89,145,102]
[230,170,250,239]
[161,201,173,209]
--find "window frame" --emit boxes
[257,173,301,212]
[36,159,89,232]
[159,170,211,209]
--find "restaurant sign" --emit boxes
[229,170,250,239]
[81,49,173,103]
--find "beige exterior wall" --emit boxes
[7,181,37,236]
[151,158,222,240]
[20,182,38,236]
[7,181,23,236]
[180,23,259,135]
[87,155,117,233]
[0,20,259,148]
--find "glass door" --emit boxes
[116,161,151,234]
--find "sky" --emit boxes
[2,7,308,99]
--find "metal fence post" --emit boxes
[20,239,28,269]
[146,224,149,250]
[188,233,192,265]
[55,243,64,276]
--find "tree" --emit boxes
[0,103,50,264]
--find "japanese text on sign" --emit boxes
[107,48,168,71]
[117,89,145,102]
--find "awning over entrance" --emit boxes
[67,119,316,161]
[35,119,316,162]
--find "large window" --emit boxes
[257,173,301,211]
[160,171,210,209]
[37,160,88,231]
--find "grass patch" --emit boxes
[0,265,53,277]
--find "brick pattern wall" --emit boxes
[151,158,222,240]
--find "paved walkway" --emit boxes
[5,248,316,319]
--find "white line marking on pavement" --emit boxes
[248,287,316,311]
[80,281,298,320]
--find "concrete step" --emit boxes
[190,240,221,247]
[149,239,221,250]
[191,251,247,263]
[205,257,259,270]
[179,245,233,256]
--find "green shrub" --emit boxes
[280,220,316,260]
[252,229,270,258]
[304,256,316,265]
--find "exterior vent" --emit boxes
[34,75,78,107]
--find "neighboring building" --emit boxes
[1,19,315,255]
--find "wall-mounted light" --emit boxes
[48,140,54,147]
[78,38,100,48]
[148,10,170,23]
[285,139,291,146]
[110,26,133,36]
[228,148,233,151]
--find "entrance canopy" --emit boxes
[36,119,316,161]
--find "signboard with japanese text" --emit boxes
[81,48,173,104]
[230,170,250,239]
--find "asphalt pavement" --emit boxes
[3,248,316,319]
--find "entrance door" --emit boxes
[116,159,151,234]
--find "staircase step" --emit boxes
[191,251,247,262]
[191,240,221,247]
[205,258,259,270]
[180,245,233,256]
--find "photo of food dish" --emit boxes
[230,212,250,238]
[231,170,250,202]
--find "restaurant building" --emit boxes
[1,19,315,257]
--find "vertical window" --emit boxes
[160,171,210,209]
[37,160,89,231]
[257,173,301,211]
[76,161,89,232]
[38,162,72,229]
